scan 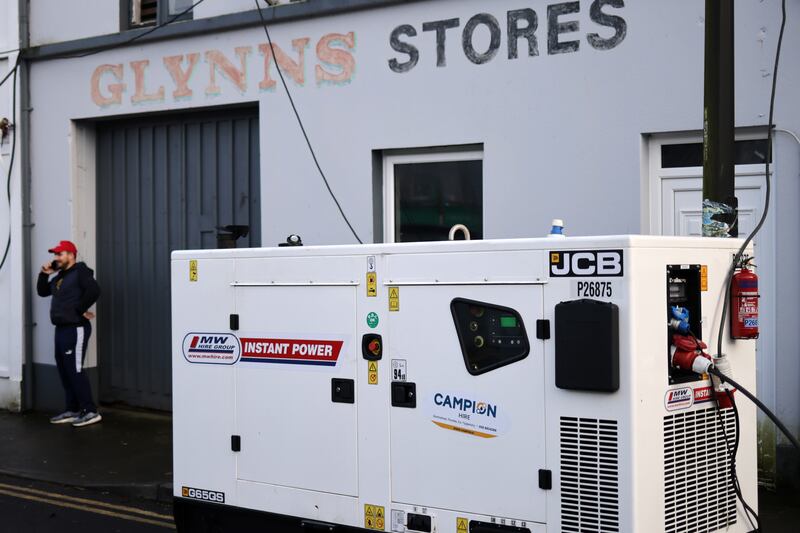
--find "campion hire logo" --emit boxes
[182,332,241,365]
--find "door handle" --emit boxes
[331,378,355,404]
[391,382,416,408]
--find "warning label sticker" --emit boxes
[240,337,344,366]
[368,361,379,385]
[388,286,400,312]
[457,517,468,532]
[364,504,385,531]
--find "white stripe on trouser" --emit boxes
[75,327,85,374]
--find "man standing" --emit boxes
[37,240,102,427]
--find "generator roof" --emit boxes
[171,235,748,260]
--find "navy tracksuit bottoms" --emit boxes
[54,324,97,413]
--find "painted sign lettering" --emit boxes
[91,32,356,107]
[389,0,627,73]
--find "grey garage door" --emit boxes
[96,107,260,410]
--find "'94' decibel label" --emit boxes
[573,281,615,299]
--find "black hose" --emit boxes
[709,366,800,452]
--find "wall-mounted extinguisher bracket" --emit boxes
[730,262,759,339]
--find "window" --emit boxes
[660,139,771,169]
[383,148,483,243]
[451,298,530,375]
[128,0,193,29]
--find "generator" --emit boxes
[171,236,757,533]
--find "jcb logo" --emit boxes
[550,250,624,277]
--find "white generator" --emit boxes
[171,236,757,533]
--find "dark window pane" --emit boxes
[733,139,771,165]
[661,139,772,168]
[661,143,703,168]
[394,159,482,243]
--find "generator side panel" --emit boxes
[171,257,239,506]
[542,246,634,533]
[627,246,757,533]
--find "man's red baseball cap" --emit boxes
[48,240,77,255]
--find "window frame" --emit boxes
[123,0,193,31]
[382,148,484,244]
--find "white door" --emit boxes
[660,174,764,238]
[234,283,359,497]
[389,284,546,523]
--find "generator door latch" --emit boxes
[229,314,239,331]
[362,334,383,361]
[231,435,241,452]
[538,469,552,490]
[391,382,416,408]
[536,319,550,340]
[331,378,355,404]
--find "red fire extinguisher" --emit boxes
[730,259,759,339]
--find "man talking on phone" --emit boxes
[37,240,102,427]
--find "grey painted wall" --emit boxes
[17,0,800,480]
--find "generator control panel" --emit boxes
[450,298,529,375]
[666,264,703,384]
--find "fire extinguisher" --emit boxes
[730,259,759,339]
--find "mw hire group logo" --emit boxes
[182,333,241,365]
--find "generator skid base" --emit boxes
[171,236,757,533]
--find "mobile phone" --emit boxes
[50,260,60,271]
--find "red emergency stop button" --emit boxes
[361,334,383,361]
[368,339,381,356]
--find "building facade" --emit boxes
[0,0,798,488]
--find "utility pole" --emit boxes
[702,0,737,237]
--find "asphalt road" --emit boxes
[0,474,174,533]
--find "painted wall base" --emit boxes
[0,378,21,412]
[776,443,800,494]
[33,363,98,413]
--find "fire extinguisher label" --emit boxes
[744,318,758,328]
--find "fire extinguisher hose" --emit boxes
[709,366,800,452]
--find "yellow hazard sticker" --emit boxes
[550,252,560,264]
[388,286,399,312]
[367,272,377,297]
[189,260,198,282]
[368,360,379,385]
[457,517,469,532]
[364,504,385,530]
[701,265,708,291]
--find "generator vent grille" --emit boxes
[560,417,620,532]
[664,407,737,533]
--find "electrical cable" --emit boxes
[0,56,19,274]
[253,0,363,244]
[714,389,760,531]
[710,366,800,452]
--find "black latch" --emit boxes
[331,378,355,404]
[391,382,416,408]
[538,469,552,490]
[536,319,550,340]
[362,334,383,361]
[230,314,239,331]
[231,435,241,452]
[406,513,432,532]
